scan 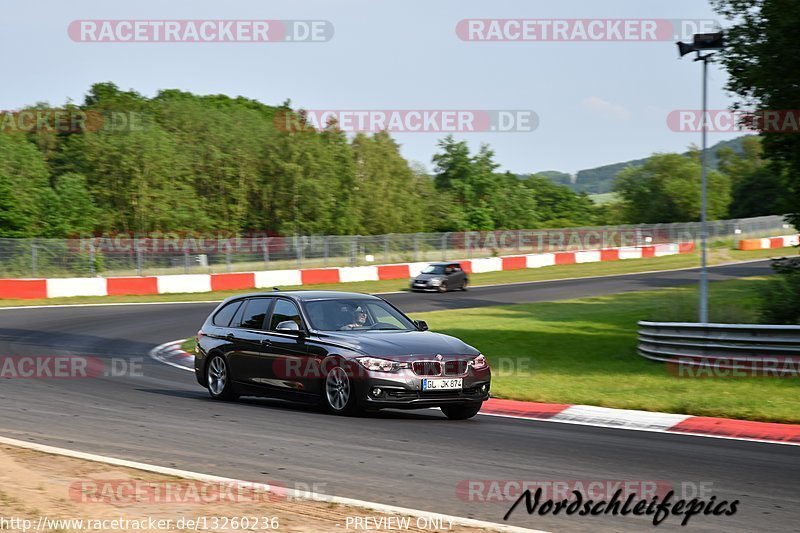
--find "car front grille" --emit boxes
[443,360,468,376]
[411,359,469,376]
[412,361,441,376]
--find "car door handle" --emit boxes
[226,333,237,340]
[260,339,271,346]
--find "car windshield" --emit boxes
[421,265,446,275]
[304,298,417,332]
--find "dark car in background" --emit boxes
[410,262,469,292]
[194,291,490,419]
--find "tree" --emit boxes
[38,173,98,237]
[614,153,731,224]
[713,0,800,227]
[718,136,788,218]
[0,133,50,237]
[523,175,596,227]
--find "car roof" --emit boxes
[429,262,460,266]
[222,290,382,303]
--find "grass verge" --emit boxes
[0,246,794,308]
[409,277,799,423]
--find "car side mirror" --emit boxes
[276,320,302,334]
[415,320,429,331]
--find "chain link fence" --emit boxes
[0,215,793,278]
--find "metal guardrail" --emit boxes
[638,321,800,375]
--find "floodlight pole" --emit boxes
[696,52,712,324]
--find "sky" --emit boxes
[2,0,742,175]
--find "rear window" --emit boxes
[212,300,243,327]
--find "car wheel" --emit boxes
[437,280,448,293]
[206,355,238,401]
[323,365,358,415]
[461,279,468,291]
[441,403,482,420]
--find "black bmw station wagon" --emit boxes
[194,291,491,419]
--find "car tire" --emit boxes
[206,354,238,401]
[460,279,468,291]
[437,281,448,293]
[322,364,359,415]
[440,402,482,420]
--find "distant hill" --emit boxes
[536,136,753,195]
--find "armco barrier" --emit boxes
[0,242,695,300]
[738,234,799,251]
[638,321,800,375]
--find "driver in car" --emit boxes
[343,307,368,329]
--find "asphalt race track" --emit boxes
[1,260,797,532]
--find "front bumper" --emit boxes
[354,367,491,409]
[410,280,441,291]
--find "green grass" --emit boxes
[407,278,799,423]
[0,246,793,308]
[588,192,619,205]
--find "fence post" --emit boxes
[323,236,330,267]
[262,240,270,270]
[184,249,189,274]
[350,236,358,267]
[441,233,448,261]
[31,240,37,277]
[135,241,143,276]
[384,234,390,263]
[225,244,232,273]
[413,233,419,262]
[89,241,96,276]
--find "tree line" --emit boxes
[0,79,791,239]
[0,83,605,238]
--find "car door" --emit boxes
[226,297,274,388]
[452,264,466,286]
[263,298,319,397]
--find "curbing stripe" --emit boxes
[1,242,698,300]
[0,435,546,533]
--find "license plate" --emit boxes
[422,378,462,391]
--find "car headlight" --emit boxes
[468,354,488,370]
[429,278,442,286]
[356,357,409,372]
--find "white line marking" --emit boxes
[0,435,545,533]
